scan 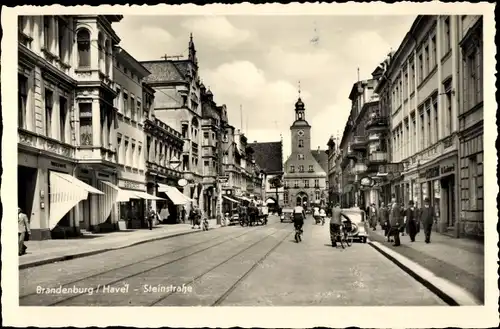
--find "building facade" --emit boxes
[326,136,341,205]
[457,16,483,239]
[141,34,204,215]
[383,15,464,237]
[283,97,328,208]
[17,15,128,239]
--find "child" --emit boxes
[202,217,209,231]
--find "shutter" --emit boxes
[462,59,468,111]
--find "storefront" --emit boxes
[117,178,147,229]
[156,182,192,224]
[18,151,80,240]
[417,155,458,235]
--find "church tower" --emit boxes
[290,88,312,153]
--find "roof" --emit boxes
[247,141,283,174]
[140,60,190,83]
[312,149,328,173]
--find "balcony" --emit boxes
[365,115,389,132]
[351,136,367,150]
[18,129,75,158]
[146,161,182,179]
[368,151,388,164]
[367,132,382,142]
[76,146,117,167]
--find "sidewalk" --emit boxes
[368,228,484,305]
[19,219,220,270]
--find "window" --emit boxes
[131,143,136,168]
[117,137,122,164]
[43,16,51,51]
[204,160,209,167]
[138,146,142,169]
[137,101,141,122]
[405,120,410,158]
[18,16,25,32]
[444,17,451,54]
[130,96,136,120]
[314,179,319,188]
[115,86,121,110]
[290,165,295,173]
[181,124,188,138]
[469,155,478,210]
[123,93,129,117]
[298,139,304,148]
[424,45,429,76]
[77,29,91,67]
[299,165,304,173]
[410,62,415,93]
[426,102,431,147]
[59,97,67,143]
[294,180,299,188]
[79,103,93,145]
[18,74,28,129]
[284,192,288,204]
[411,114,417,155]
[404,72,408,100]
[309,165,313,172]
[304,180,309,188]
[433,96,438,143]
[315,191,320,200]
[419,108,425,151]
[418,52,423,84]
[44,89,53,137]
[464,45,483,110]
[297,154,304,160]
[445,81,453,135]
[124,140,130,166]
[431,35,437,69]
[58,18,67,62]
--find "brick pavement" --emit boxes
[368,227,484,303]
[19,219,220,269]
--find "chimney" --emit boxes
[317,146,320,152]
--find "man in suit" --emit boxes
[368,203,378,230]
[404,200,418,242]
[378,202,391,240]
[420,197,436,243]
[389,195,402,246]
[18,207,31,256]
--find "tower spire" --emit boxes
[298,80,301,98]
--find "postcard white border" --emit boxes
[2,3,497,328]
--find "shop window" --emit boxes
[469,155,478,210]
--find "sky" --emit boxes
[113,15,415,160]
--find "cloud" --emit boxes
[181,16,254,50]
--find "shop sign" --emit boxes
[119,180,144,190]
[378,163,404,174]
[441,163,455,175]
[49,161,67,169]
[421,166,440,179]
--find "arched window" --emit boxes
[77,29,90,68]
[105,39,111,75]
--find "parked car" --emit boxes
[342,207,369,243]
[281,207,294,222]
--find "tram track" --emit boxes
[148,225,293,306]
[20,222,283,305]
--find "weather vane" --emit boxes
[298,80,301,97]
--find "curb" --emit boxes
[368,240,481,306]
[19,226,223,270]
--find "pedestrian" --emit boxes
[180,206,186,224]
[414,201,421,234]
[404,200,418,242]
[379,202,391,241]
[319,207,326,225]
[147,206,155,230]
[18,207,31,256]
[368,203,378,230]
[388,195,402,246]
[420,197,436,243]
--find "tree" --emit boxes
[268,175,283,206]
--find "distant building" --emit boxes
[141,34,204,215]
[247,141,284,205]
[283,96,328,208]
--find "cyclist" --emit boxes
[330,204,352,247]
[293,205,305,235]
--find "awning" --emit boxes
[238,196,252,202]
[98,181,120,225]
[133,191,165,200]
[49,172,104,231]
[265,198,275,204]
[158,183,192,205]
[223,195,240,204]
[116,189,141,202]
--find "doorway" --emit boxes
[78,177,91,230]
[441,175,456,228]
[18,165,37,220]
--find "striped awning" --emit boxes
[98,181,120,225]
[158,183,192,205]
[223,195,240,204]
[132,191,165,200]
[49,172,104,231]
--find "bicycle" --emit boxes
[331,224,352,249]
[295,226,303,243]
